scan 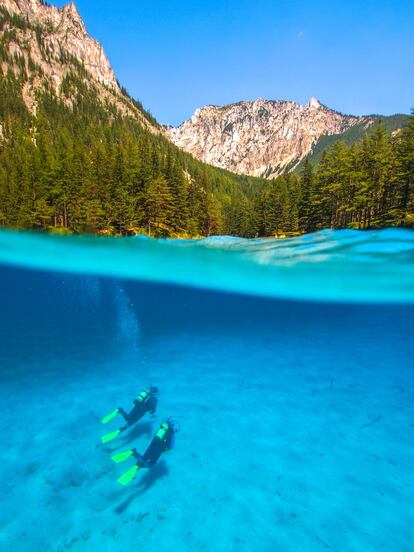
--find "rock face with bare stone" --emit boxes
[166,98,371,178]
[0,0,157,128]
[2,0,117,88]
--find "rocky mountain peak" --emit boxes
[1,0,118,90]
[167,98,367,178]
[62,1,79,16]
[60,2,86,33]
[0,0,160,129]
[308,97,322,109]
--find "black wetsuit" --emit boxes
[135,424,175,468]
[118,395,157,429]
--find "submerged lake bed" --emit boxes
[0,230,413,551]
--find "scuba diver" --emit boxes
[111,418,178,486]
[100,386,158,444]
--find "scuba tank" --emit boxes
[155,421,170,441]
[155,418,179,448]
[135,387,151,403]
[135,385,158,404]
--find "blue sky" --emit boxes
[56,0,414,125]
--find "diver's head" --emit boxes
[165,417,180,433]
[150,385,159,395]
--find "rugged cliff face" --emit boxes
[0,0,157,128]
[166,98,371,178]
[3,0,117,88]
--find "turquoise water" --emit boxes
[1,228,414,302]
[0,229,413,551]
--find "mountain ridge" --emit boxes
[166,98,408,178]
[1,0,408,181]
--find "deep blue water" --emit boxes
[0,229,413,551]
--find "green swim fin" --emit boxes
[101,408,120,425]
[117,464,140,486]
[111,449,135,464]
[101,428,121,444]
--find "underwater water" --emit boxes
[0,229,413,552]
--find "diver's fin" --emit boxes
[101,428,121,444]
[111,449,135,464]
[101,408,120,425]
[117,464,140,486]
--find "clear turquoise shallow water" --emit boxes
[1,228,414,302]
[0,229,413,551]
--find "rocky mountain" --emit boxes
[1,0,412,238]
[2,1,407,182]
[0,0,157,128]
[3,0,117,87]
[166,98,373,178]
[0,0,272,238]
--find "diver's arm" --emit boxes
[146,396,158,415]
[168,431,176,450]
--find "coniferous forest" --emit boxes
[0,7,413,237]
[1,66,413,238]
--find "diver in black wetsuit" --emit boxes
[112,418,178,485]
[136,418,176,467]
[101,386,158,444]
[118,388,158,427]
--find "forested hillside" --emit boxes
[296,114,409,170]
[0,68,269,237]
[227,118,414,236]
[0,5,267,237]
[0,4,413,238]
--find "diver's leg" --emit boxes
[142,441,162,467]
[118,407,129,422]
[132,451,151,468]
[101,423,128,444]
[126,403,145,425]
